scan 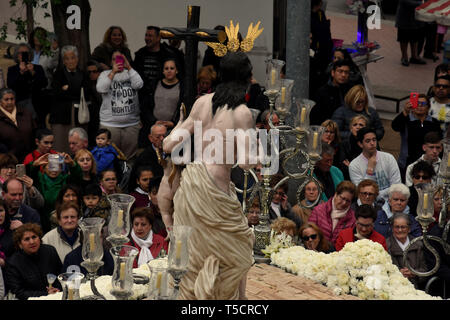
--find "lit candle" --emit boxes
[156,272,162,294]
[119,262,126,281]
[175,240,182,259]
[312,132,318,149]
[271,68,276,85]
[89,233,95,252]
[117,209,123,228]
[300,107,306,124]
[161,272,168,296]
[423,193,428,210]
[281,87,286,103]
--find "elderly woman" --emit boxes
[332,85,384,142]
[292,180,323,224]
[374,183,422,239]
[197,65,217,98]
[386,213,427,288]
[97,50,143,160]
[351,179,380,211]
[99,169,121,195]
[49,184,82,229]
[74,148,98,189]
[50,45,90,153]
[392,94,441,166]
[125,207,168,268]
[42,201,81,263]
[0,88,35,162]
[91,26,133,70]
[342,114,368,166]
[299,222,334,253]
[308,181,357,246]
[270,217,297,238]
[6,43,47,121]
[4,223,61,300]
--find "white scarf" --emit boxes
[331,196,350,231]
[131,229,154,267]
[135,186,147,195]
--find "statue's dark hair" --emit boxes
[212,51,252,116]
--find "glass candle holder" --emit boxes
[168,225,193,270]
[275,79,294,114]
[307,126,325,160]
[149,266,173,300]
[294,99,315,133]
[79,217,104,263]
[107,194,135,245]
[415,183,435,219]
[58,272,84,300]
[110,245,139,299]
[438,138,450,182]
[265,59,285,93]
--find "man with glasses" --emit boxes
[405,160,436,218]
[310,59,352,125]
[351,179,381,212]
[335,204,387,251]
[428,75,450,137]
[349,127,401,202]
[405,132,442,187]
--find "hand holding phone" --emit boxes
[410,92,419,109]
[16,164,25,177]
[115,55,124,71]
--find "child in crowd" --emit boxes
[129,166,154,210]
[91,129,118,175]
[81,183,111,222]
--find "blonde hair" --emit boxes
[270,217,297,236]
[350,114,369,126]
[321,119,341,144]
[197,65,217,83]
[345,85,368,113]
[75,148,97,176]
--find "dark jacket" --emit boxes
[386,234,427,288]
[10,203,41,226]
[0,106,35,162]
[6,63,48,102]
[91,43,133,69]
[0,214,14,262]
[269,203,303,228]
[128,145,163,193]
[5,244,62,300]
[332,105,385,142]
[342,133,363,165]
[50,67,91,125]
[310,80,352,126]
[395,0,424,30]
[391,113,442,166]
[425,223,450,282]
[374,204,422,239]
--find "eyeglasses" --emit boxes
[337,193,352,204]
[302,234,318,241]
[356,222,374,228]
[360,192,375,197]
[355,100,366,105]
[435,84,449,89]
[413,174,430,180]
[393,225,408,230]
[417,101,428,107]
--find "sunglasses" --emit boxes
[302,234,318,241]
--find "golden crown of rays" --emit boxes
[205,20,264,57]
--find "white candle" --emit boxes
[156,272,162,294]
[119,262,126,281]
[161,272,168,296]
[175,240,182,260]
[89,233,95,252]
[117,210,123,228]
[271,69,276,85]
[68,287,74,300]
[300,107,306,123]
[281,87,286,103]
[423,193,428,210]
[312,132,318,149]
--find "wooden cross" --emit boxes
[160,5,225,112]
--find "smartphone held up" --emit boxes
[410,92,419,109]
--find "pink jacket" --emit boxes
[308,197,356,245]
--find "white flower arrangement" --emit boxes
[261,231,295,258]
[271,239,441,300]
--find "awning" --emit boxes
[416,0,450,26]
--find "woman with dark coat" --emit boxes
[50,45,90,153]
[0,199,14,268]
[91,26,133,70]
[5,223,62,300]
[332,84,384,142]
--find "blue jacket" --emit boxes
[91,145,118,174]
[374,201,422,239]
